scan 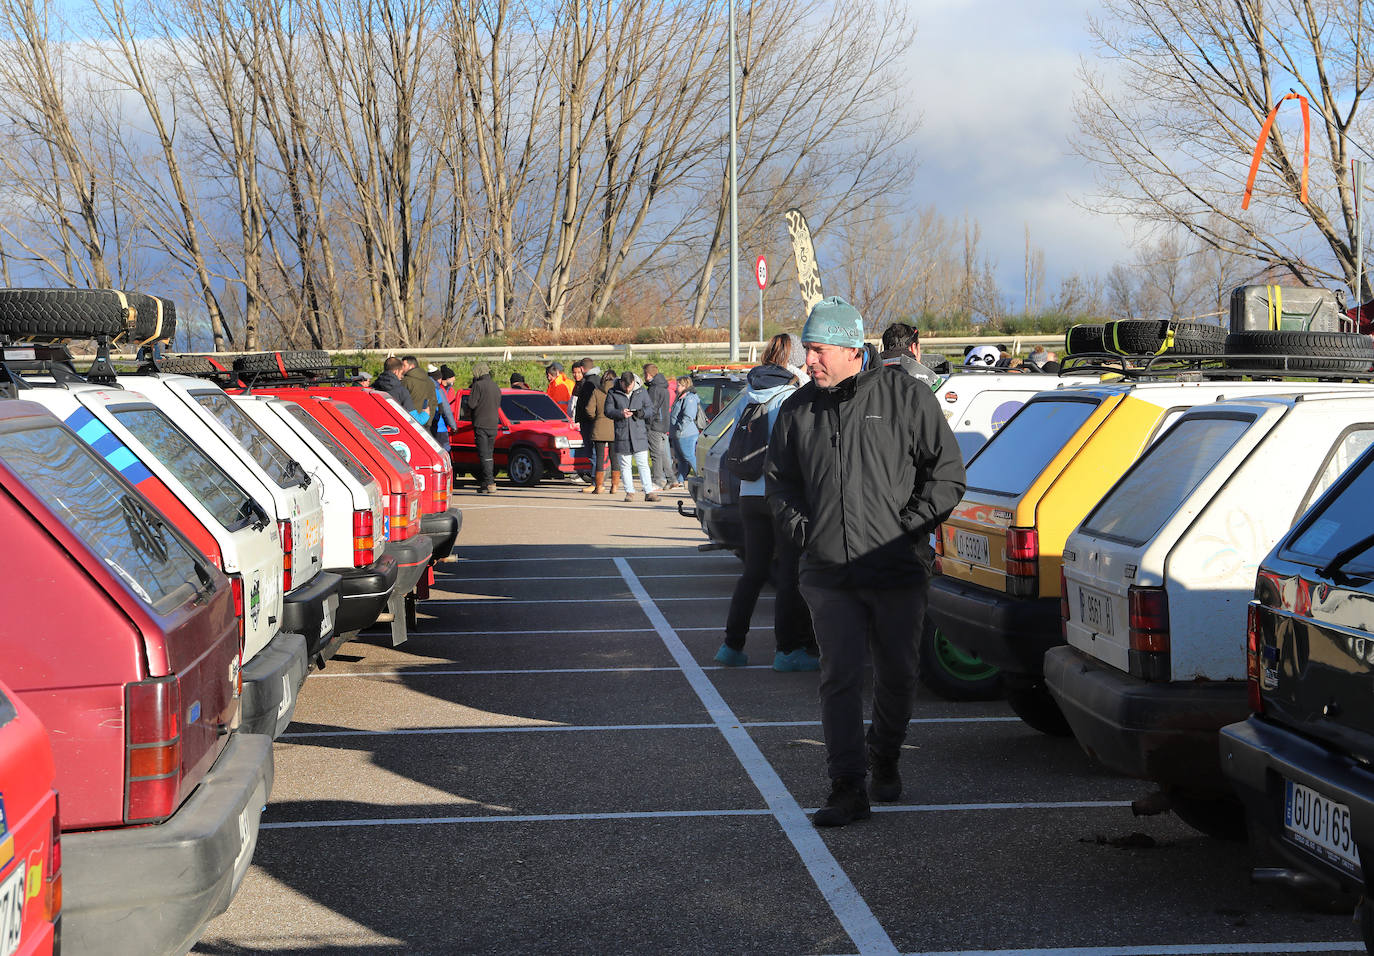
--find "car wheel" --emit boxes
[1004,676,1073,736]
[1224,329,1374,373]
[917,617,1003,701]
[233,350,332,375]
[1165,790,1247,841]
[507,447,544,487]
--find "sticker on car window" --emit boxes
[1297,518,1341,554]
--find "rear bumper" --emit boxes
[282,571,342,658]
[239,629,309,738]
[422,505,462,560]
[61,732,274,956]
[1221,716,1374,895]
[1044,645,1248,794]
[690,486,743,555]
[329,551,399,634]
[926,575,1060,675]
[389,535,434,596]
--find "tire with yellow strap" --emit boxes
[1104,319,1225,356]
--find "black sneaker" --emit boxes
[813,778,871,827]
[868,751,901,802]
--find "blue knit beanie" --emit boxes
[802,297,865,348]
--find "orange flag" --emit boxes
[1243,93,1310,209]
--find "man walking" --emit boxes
[766,297,965,827]
[642,364,672,490]
[464,361,502,494]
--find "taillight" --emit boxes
[429,465,445,512]
[353,509,375,567]
[1247,602,1264,714]
[230,574,246,645]
[124,676,183,823]
[279,518,294,592]
[1060,567,1070,640]
[42,791,60,923]
[1127,585,1170,681]
[386,493,412,541]
[1005,528,1038,598]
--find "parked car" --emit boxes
[1045,389,1374,837]
[934,365,1098,459]
[451,388,584,486]
[0,678,60,956]
[0,397,271,956]
[1220,439,1374,947]
[687,365,751,422]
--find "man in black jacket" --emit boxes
[374,356,416,413]
[464,361,502,494]
[766,297,965,827]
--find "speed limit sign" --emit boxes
[755,255,768,291]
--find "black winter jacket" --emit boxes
[645,373,670,434]
[765,367,965,590]
[373,370,416,412]
[465,374,502,430]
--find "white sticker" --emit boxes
[1297,517,1341,554]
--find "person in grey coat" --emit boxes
[604,371,658,502]
[643,364,672,489]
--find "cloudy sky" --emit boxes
[901,0,1137,308]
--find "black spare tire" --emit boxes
[1104,319,1225,356]
[159,354,229,376]
[0,288,134,340]
[1224,329,1374,373]
[233,350,332,375]
[124,292,177,343]
[1065,323,1105,355]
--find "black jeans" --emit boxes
[724,495,814,654]
[801,582,926,782]
[475,427,497,487]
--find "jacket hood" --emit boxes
[746,363,796,390]
[649,372,668,387]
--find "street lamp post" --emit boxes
[727,0,739,362]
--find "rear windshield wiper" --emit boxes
[1317,531,1374,581]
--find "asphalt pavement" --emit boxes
[193,478,1363,955]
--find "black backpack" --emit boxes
[723,400,772,481]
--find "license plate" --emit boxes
[0,862,25,956]
[1284,779,1362,877]
[954,529,990,565]
[319,596,336,641]
[1078,586,1114,636]
[568,439,584,448]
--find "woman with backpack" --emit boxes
[667,375,703,489]
[714,333,818,672]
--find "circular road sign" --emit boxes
[755,255,768,291]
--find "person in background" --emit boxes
[574,358,601,488]
[374,356,416,413]
[356,370,373,388]
[605,370,658,503]
[569,363,586,417]
[584,369,619,495]
[643,363,672,492]
[464,361,502,495]
[509,371,537,390]
[715,333,817,673]
[401,355,435,424]
[546,362,575,408]
[879,322,939,387]
[767,297,965,828]
[428,366,458,453]
[668,375,700,488]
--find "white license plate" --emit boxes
[568,439,584,448]
[954,530,990,565]
[319,596,336,640]
[1285,779,1362,877]
[0,861,26,956]
[1078,586,1114,636]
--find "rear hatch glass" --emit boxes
[965,397,1099,498]
[1080,413,1256,547]
[281,403,377,488]
[0,421,208,613]
[112,406,258,532]
[333,402,414,474]
[191,389,303,488]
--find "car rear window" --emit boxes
[112,407,257,531]
[1284,447,1374,575]
[500,393,566,422]
[331,403,412,472]
[1079,413,1255,546]
[280,403,376,487]
[703,390,750,442]
[0,422,207,613]
[191,390,301,487]
[965,397,1100,498]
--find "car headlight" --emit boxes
[554,436,570,449]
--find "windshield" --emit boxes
[332,403,412,472]
[964,397,1100,498]
[1284,445,1374,577]
[280,402,377,488]
[500,392,567,422]
[0,421,207,613]
[1080,413,1255,546]
[192,390,301,488]
[113,406,256,532]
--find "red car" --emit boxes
[451,389,584,486]
[0,679,60,956]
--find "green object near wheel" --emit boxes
[917,618,1003,702]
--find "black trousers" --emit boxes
[801,582,926,782]
[475,427,497,487]
[724,495,814,654]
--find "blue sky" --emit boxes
[901,0,1135,308]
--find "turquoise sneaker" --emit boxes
[713,644,748,667]
[773,649,821,672]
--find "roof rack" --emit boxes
[1059,351,1374,383]
[0,337,120,388]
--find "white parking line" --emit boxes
[894,945,1362,955]
[613,557,898,956]
[435,573,739,582]
[356,626,727,636]
[278,716,1020,736]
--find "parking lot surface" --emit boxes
[194,482,1363,955]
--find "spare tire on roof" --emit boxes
[159,354,231,376]
[233,349,331,375]
[123,292,177,344]
[1224,329,1374,373]
[1104,319,1226,356]
[1065,323,1105,355]
[0,288,135,340]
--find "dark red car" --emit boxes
[451,389,584,486]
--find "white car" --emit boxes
[934,367,1099,459]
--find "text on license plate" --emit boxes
[1285,779,1362,877]
[0,862,25,956]
[953,530,990,565]
[1078,587,1114,635]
